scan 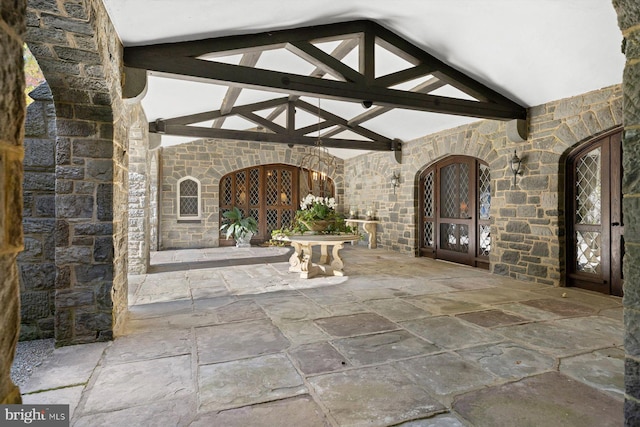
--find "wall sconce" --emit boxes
[391,172,400,194]
[510,150,522,187]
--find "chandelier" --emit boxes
[299,98,336,186]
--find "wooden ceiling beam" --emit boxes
[163,97,289,126]
[286,41,364,83]
[320,76,446,138]
[294,99,392,143]
[126,55,525,120]
[373,64,435,89]
[150,121,393,151]
[265,38,359,121]
[213,52,262,128]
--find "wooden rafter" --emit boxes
[126,20,526,151]
[212,52,261,128]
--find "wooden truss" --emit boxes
[125,20,527,153]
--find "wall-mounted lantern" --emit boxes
[391,172,400,194]
[510,150,522,187]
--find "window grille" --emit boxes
[178,177,201,219]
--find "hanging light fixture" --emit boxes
[299,98,336,194]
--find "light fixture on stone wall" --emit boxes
[510,150,522,187]
[391,172,400,194]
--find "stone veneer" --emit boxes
[25,0,129,344]
[127,106,151,274]
[160,139,344,249]
[613,0,640,424]
[19,83,56,340]
[344,85,622,286]
[1,0,27,404]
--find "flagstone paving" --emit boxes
[19,246,625,426]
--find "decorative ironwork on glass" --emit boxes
[423,222,434,247]
[250,208,260,225]
[423,171,434,218]
[479,224,491,256]
[250,168,260,205]
[179,179,198,216]
[266,169,278,205]
[576,148,602,225]
[441,163,470,219]
[576,230,601,274]
[282,170,292,205]
[460,163,470,218]
[441,164,457,218]
[235,171,246,205]
[222,176,232,205]
[282,209,294,228]
[266,209,279,235]
[440,223,469,253]
[479,164,491,220]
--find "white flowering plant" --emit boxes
[298,194,338,221]
[287,193,356,235]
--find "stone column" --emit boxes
[149,149,160,251]
[127,112,151,275]
[19,83,56,340]
[0,0,26,405]
[613,0,640,425]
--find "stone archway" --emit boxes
[24,0,129,345]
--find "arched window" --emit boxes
[177,176,201,220]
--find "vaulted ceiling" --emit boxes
[103,0,625,158]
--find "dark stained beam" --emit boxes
[126,55,525,120]
[359,30,375,84]
[213,52,261,128]
[373,64,434,89]
[163,97,289,126]
[124,19,526,120]
[286,41,363,83]
[294,99,393,143]
[370,21,521,107]
[266,38,359,122]
[150,121,394,151]
[238,112,287,134]
[321,76,446,138]
[126,21,372,58]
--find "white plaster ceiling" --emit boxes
[102,0,625,158]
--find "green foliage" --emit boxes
[219,207,258,240]
[23,45,45,106]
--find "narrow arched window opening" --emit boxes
[177,176,201,220]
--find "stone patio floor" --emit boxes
[20,246,624,426]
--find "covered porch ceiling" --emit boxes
[103,0,625,159]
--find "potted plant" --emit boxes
[220,207,258,247]
[294,194,356,235]
[296,194,339,232]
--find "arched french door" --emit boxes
[566,128,623,296]
[219,164,334,245]
[419,156,491,269]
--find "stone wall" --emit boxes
[19,83,56,340]
[0,0,26,405]
[160,139,344,249]
[613,0,640,424]
[127,106,150,274]
[344,85,622,286]
[149,149,159,251]
[25,0,129,344]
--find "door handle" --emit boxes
[612,222,620,226]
